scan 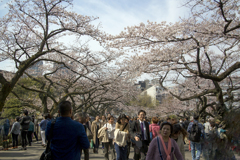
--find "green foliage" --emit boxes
[129,94,155,108]
[1,98,23,119]
[14,77,41,99]
[168,114,177,119]
[2,77,43,118]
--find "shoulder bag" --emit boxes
[122,123,128,131]
[40,120,56,160]
[86,122,93,140]
[131,121,142,148]
[157,136,164,160]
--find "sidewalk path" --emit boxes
[0,142,239,160]
[0,142,45,160]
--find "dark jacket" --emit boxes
[28,121,34,132]
[184,120,190,130]
[187,120,205,139]
[46,117,89,160]
[20,116,31,131]
[130,120,150,145]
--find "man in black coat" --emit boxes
[130,110,150,160]
[19,110,31,150]
[184,117,190,131]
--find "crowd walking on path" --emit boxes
[1,101,240,160]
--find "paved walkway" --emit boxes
[0,142,191,160]
[0,142,45,160]
[0,142,239,160]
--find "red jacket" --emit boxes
[149,123,161,139]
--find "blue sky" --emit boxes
[0,0,190,72]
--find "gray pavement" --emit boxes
[0,142,45,160]
[0,142,239,160]
[0,142,193,160]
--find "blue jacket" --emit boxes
[46,117,90,160]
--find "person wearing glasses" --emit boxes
[130,110,150,160]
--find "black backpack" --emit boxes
[188,122,201,142]
[40,120,56,160]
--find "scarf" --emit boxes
[159,135,171,160]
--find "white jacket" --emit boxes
[114,128,128,147]
[204,122,211,134]
[104,123,115,139]
[98,126,109,143]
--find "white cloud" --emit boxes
[166,0,190,22]
[73,0,190,35]
[73,0,144,35]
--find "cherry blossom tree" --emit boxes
[0,0,108,111]
[11,50,139,116]
[106,0,240,120]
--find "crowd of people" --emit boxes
[0,110,52,151]
[1,110,37,150]
[0,101,239,160]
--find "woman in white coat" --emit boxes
[102,115,116,160]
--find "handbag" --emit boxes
[157,136,164,160]
[86,122,93,140]
[150,125,153,141]
[131,122,142,148]
[131,138,142,148]
[40,120,56,160]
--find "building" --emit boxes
[53,63,71,76]
[0,70,15,81]
[135,79,169,104]
[141,85,157,106]
[156,86,167,104]
[27,61,43,76]
[134,80,151,91]
[151,78,160,86]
